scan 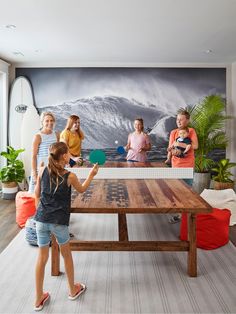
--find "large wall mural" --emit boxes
[16,67,226,161]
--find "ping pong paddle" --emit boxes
[89,149,106,165]
[69,158,76,167]
[117,146,126,154]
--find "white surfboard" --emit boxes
[21,100,40,184]
[8,76,34,150]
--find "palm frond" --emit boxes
[188,95,231,172]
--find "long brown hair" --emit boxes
[48,142,68,193]
[64,115,83,138]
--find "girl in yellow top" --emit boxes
[60,115,85,166]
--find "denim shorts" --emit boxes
[36,222,70,247]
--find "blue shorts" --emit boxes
[36,222,70,247]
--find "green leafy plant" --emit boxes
[188,95,231,173]
[0,146,25,183]
[212,158,236,183]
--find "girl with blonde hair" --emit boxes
[29,111,59,193]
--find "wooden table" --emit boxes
[51,162,212,277]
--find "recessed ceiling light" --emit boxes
[205,49,213,54]
[5,24,16,29]
[12,51,24,56]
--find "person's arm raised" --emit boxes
[68,164,99,193]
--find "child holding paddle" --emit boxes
[125,118,151,162]
[33,142,98,311]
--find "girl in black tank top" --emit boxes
[34,142,98,311]
[35,167,71,225]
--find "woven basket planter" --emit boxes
[213,180,235,190]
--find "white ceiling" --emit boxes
[0,0,236,67]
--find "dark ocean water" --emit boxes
[81,146,225,163]
[81,145,166,162]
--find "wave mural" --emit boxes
[16,67,226,160]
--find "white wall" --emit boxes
[0,59,10,167]
[228,63,236,177]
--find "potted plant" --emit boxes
[0,146,25,199]
[211,158,236,190]
[187,94,231,193]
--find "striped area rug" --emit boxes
[0,213,236,314]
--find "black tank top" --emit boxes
[35,167,71,226]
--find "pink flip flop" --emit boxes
[34,292,50,311]
[68,283,86,300]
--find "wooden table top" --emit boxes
[71,178,212,214]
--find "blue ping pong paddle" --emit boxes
[117,146,126,155]
[69,158,76,167]
[89,149,106,165]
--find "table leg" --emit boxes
[51,235,60,276]
[187,213,197,277]
[118,213,129,241]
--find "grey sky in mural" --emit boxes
[16,68,226,160]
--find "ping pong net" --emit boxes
[69,167,193,179]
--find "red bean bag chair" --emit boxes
[180,208,231,250]
[15,192,36,228]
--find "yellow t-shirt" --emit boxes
[60,129,84,157]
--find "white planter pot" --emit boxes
[2,182,18,200]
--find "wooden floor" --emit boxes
[0,198,235,254]
[0,199,21,253]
